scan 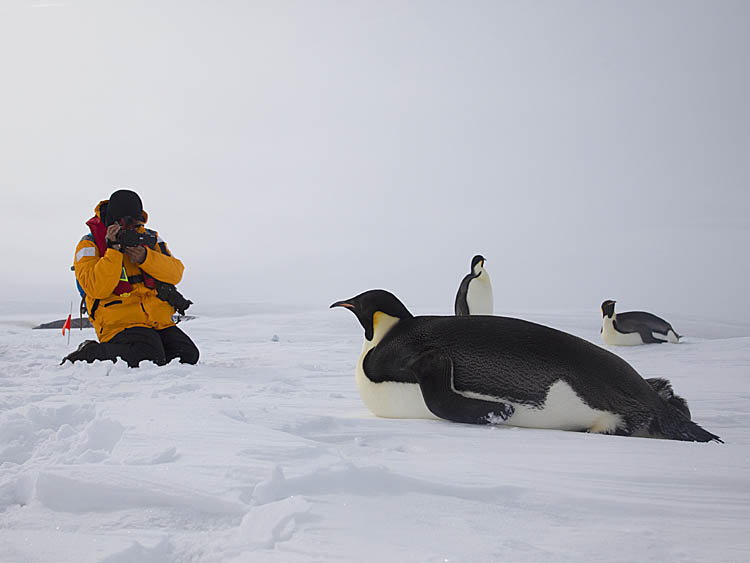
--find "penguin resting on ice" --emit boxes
[454,254,493,315]
[601,300,681,345]
[331,290,720,442]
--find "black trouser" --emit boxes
[82,326,199,368]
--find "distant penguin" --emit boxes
[454,255,493,315]
[331,289,720,442]
[601,300,681,346]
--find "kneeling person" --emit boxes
[63,189,199,367]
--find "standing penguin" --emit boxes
[454,255,493,315]
[331,289,720,442]
[601,300,681,346]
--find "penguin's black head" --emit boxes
[471,255,486,270]
[601,300,616,318]
[330,289,413,341]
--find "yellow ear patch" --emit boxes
[367,311,401,345]
[373,311,385,330]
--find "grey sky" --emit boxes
[1,1,748,321]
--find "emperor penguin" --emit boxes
[331,289,720,442]
[454,255,493,315]
[601,300,681,346]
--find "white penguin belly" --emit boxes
[355,342,439,420]
[466,274,493,315]
[601,317,643,346]
[463,380,622,433]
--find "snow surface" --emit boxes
[1,303,749,563]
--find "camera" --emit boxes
[112,216,157,249]
[156,282,193,316]
[116,229,157,249]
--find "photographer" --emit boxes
[62,189,199,367]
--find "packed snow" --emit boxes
[1,301,749,562]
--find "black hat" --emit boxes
[104,190,143,226]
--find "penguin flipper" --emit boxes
[454,284,470,316]
[409,349,515,425]
[636,327,666,344]
[454,299,470,316]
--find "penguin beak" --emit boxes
[330,300,355,310]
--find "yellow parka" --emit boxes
[73,200,185,343]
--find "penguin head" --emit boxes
[471,254,486,274]
[601,300,616,318]
[331,289,413,341]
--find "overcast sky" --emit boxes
[1,0,748,322]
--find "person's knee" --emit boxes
[157,327,198,365]
[179,342,199,365]
[125,350,167,368]
[116,327,166,367]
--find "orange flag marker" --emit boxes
[62,301,72,345]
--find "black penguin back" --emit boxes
[615,311,677,336]
[365,315,662,413]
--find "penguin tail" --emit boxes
[645,377,691,418]
[652,411,723,443]
[646,378,722,443]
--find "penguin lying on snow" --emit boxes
[454,254,493,316]
[601,300,681,346]
[331,290,720,442]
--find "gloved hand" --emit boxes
[124,246,146,264]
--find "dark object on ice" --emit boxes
[331,289,721,443]
[601,300,681,345]
[60,326,199,367]
[34,318,93,330]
